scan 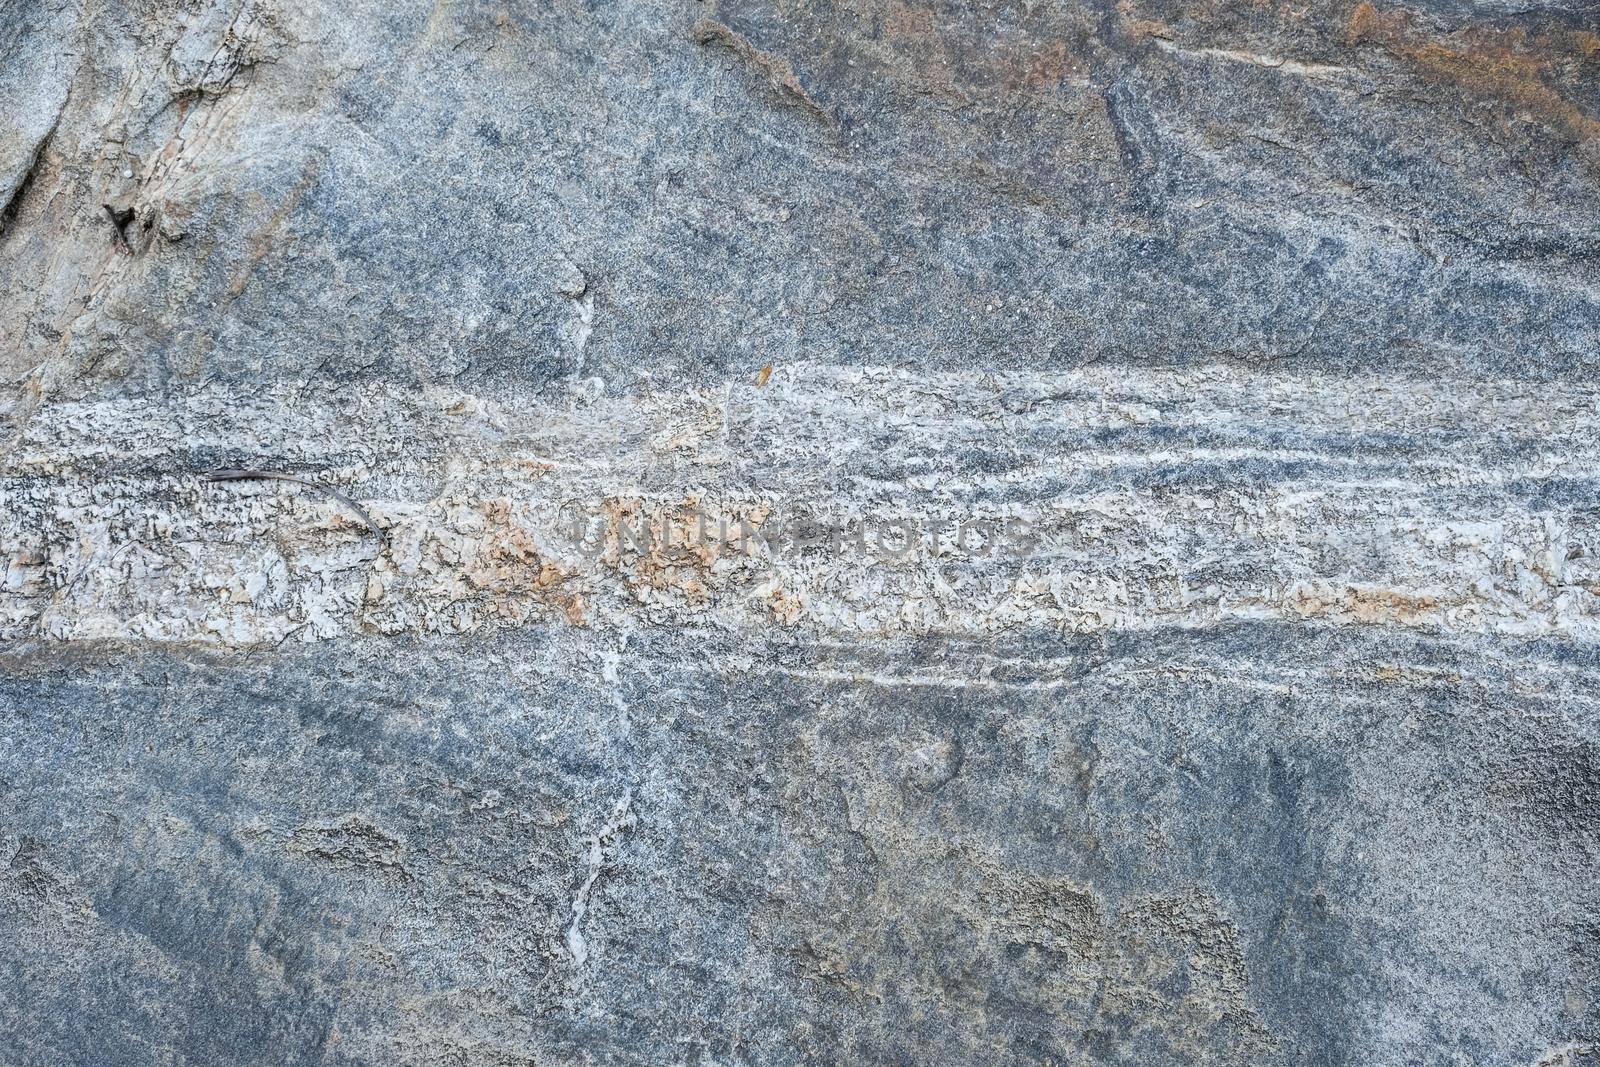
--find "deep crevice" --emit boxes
[0,123,57,241]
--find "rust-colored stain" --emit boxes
[561,593,589,627]
[1295,585,1442,625]
[701,0,1091,108]
[1346,1,1600,145]
[876,0,1086,99]
[467,499,572,598]
[593,495,770,606]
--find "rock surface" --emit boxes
[1,0,1598,1063]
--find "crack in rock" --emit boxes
[564,791,635,968]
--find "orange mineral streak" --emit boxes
[1346,1,1600,145]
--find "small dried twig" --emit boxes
[201,469,388,547]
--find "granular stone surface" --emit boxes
[1,0,1597,1063]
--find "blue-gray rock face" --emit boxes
[0,0,1597,1063]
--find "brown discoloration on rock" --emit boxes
[1343,0,1391,44]
[461,499,569,598]
[760,581,805,624]
[1294,585,1442,625]
[873,0,1088,99]
[692,18,835,123]
[1118,0,1599,152]
[594,495,774,608]
[560,592,589,626]
[359,496,582,636]
[703,0,1092,109]
[1344,587,1439,624]
[229,162,321,297]
[1345,2,1600,147]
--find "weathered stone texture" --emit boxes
[1,0,1597,1063]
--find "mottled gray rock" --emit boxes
[1,0,1598,1063]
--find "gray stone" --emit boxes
[0,0,1597,1063]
